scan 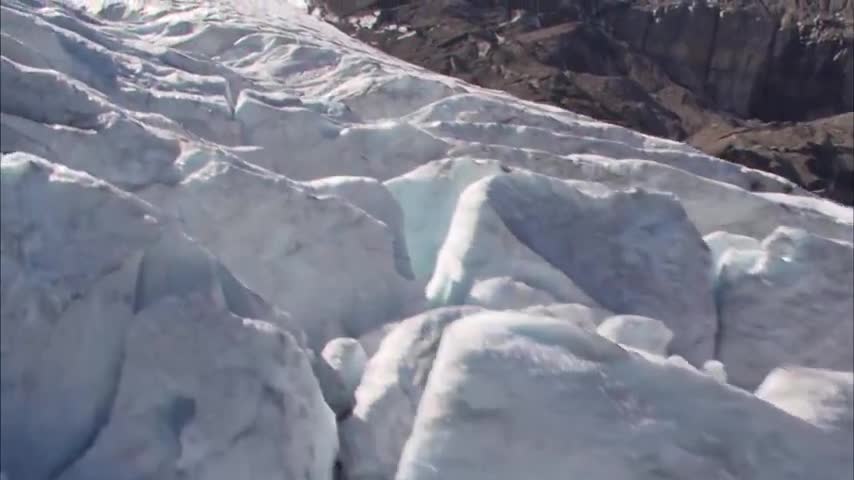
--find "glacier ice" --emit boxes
[465,276,558,310]
[702,360,729,384]
[596,315,674,356]
[703,230,762,275]
[0,0,852,478]
[756,366,853,436]
[421,171,601,311]
[339,306,483,480]
[521,302,614,331]
[1,153,161,480]
[429,169,717,364]
[1,153,335,480]
[385,157,506,280]
[140,159,411,349]
[306,175,414,279]
[316,337,369,418]
[397,311,853,480]
[715,226,854,389]
[57,294,336,480]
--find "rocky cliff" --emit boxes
[318,0,854,204]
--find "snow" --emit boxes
[425,172,601,311]
[1,0,852,478]
[385,158,507,279]
[429,170,717,364]
[306,175,414,279]
[1,153,160,480]
[715,226,854,389]
[340,306,483,480]
[703,230,762,276]
[397,311,852,480]
[1,153,335,480]
[596,315,674,356]
[466,276,558,310]
[58,294,337,480]
[521,303,614,331]
[702,360,728,384]
[139,160,412,349]
[316,337,369,417]
[756,367,853,436]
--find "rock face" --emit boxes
[397,312,853,480]
[321,0,854,204]
[601,0,853,121]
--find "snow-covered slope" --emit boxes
[1,1,852,479]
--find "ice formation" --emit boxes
[756,366,853,436]
[397,312,851,480]
[1,0,852,478]
[316,337,369,417]
[715,227,854,389]
[596,314,674,356]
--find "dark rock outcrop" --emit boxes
[317,0,854,204]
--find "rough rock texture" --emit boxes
[321,0,854,204]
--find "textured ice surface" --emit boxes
[340,306,483,480]
[397,312,853,480]
[466,276,558,310]
[1,153,334,480]
[306,175,414,279]
[140,160,411,349]
[756,367,853,436]
[316,337,369,417]
[702,360,728,384]
[429,170,716,364]
[703,230,762,275]
[715,227,854,389]
[521,303,614,331]
[57,295,336,480]
[1,0,852,478]
[596,315,674,356]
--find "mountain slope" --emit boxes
[0,1,852,479]
[318,0,854,204]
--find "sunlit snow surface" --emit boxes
[1,1,853,479]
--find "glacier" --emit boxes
[0,0,852,479]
